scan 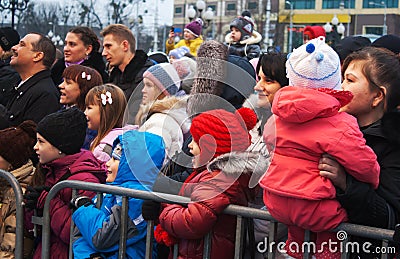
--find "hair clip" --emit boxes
[81,72,92,81]
[101,91,113,106]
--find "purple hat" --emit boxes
[185,18,203,38]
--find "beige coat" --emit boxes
[0,161,35,258]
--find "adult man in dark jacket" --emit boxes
[0,33,60,129]
[101,24,153,101]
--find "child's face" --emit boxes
[184,30,195,40]
[105,157,120,183]
[141,78,162,105]
[169,56,177,64]
[34,133,63,164]
[0,155,11,171]
[188,139,201,168]
[59,78,80,107]
[84,103,101,130]
[230,27,242,42]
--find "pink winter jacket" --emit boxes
[260,86,380,200]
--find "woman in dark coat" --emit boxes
[51,26,108,85]
[319,47,400,257]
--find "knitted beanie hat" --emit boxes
[169,46,190,60]
[190,107,257,164]
[143,63,181,96]
[371,34,400,54]
[0,120,36,169]
[230,16,254,40]
[37,108,87,155]
[185,18,203,38]
[286,36,341,90]
[303,26,326,41]
[0,27,20,51]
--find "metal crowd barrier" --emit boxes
[0,169,25,259]
[21,179,396,259]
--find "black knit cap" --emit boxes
[37,108,87,155]
[0,27,20,51]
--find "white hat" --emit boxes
[286,36,341,90]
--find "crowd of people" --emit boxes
[0,10,399,259]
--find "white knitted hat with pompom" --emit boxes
[286,36,341,90]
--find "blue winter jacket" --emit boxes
[72,130,165,258]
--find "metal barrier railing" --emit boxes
[36,180,396,259]
[0,169,25,259]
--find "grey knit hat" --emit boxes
[143,63,181,96]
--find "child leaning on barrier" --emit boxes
[260,36,380,259]
[71,130,165,259]
[23,108,106,259]
[0,120,36,258]
[142,107,269,259]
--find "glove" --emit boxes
[24,186,50,210]
[70,196,93,210]
[141,200,161,221]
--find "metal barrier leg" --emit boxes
[145,220,154,259]
[381,240,389,259]
[203,231,212,259]
[173,244,179,259]
[303,229,311,259]
[267,221,278,259]
[0,170,25,259]
[69,189,77,259]
[234,216,244,259]
[118,196,129,259]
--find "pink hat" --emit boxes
[184,18,203,38]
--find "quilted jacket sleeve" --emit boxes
[159,180,230,239]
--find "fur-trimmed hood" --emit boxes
[207,151,269,188]
[225,30,262,45]
[139,96,191,134]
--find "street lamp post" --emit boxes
[0,0,29,28]
[369,1,387,35]
[285,1,293,52]
[323,14,346,48]
[340,0,351,36]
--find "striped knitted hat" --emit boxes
[190,107,257,164]
[286,36,341,90]
[143,63,181,96]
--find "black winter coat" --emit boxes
[51,52,108,86]
[0,58,20,106]
[0,69,60,129]
[336,119,400,229]
[108,50,153,101]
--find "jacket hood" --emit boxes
[139,96,191,134]
[225,30,262,45]
[207,151,269,188]
[272,86,341,123]
[111,130,165,189]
